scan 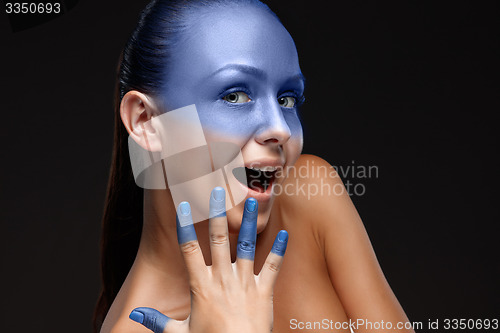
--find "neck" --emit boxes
[136,189,186,275]
[137,188,239,268]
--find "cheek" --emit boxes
[286,138,303,166]
[286,115,304,161]
[198,107,258,145]
[256,202,273,233]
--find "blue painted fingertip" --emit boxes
[129,310,144,324]
[129,307,169,333]
[213,186,225,201]
[209,186,226,218]
[271,230,288,256]
[278,229,288,242]
[246,197,257,212]
[237,197,258,260]
[177,201,193,227]
[180,201,190,216]
[176,201,197,243]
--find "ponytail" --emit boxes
[92,52,144,332]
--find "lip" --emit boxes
[244,159,284,170]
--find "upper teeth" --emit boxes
[250,166,277,172]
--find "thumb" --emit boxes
[129,307,186,333]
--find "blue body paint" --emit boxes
[176,201,198,243]
[159,5,304,159]
[209,186,227,218]
[271,230,289,256]
[129,307,169,333]
[237,197,258,260]
[150,3,305,232]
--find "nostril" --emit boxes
[264,138,279,143]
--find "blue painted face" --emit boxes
[160,4,305,233]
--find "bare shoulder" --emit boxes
[277,154,355,238]
[278,156,412,329]
[280,154,346,202]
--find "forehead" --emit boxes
[166,4,301,84]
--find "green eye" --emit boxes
[223,91,251,103]
[278,96,296,108]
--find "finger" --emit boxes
[176,201,207,284]
[129,307,175,333]
[208,187,232,276]
[258,230,288,290]
[236,197,258,278]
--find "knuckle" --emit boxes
[219,276,233,290]
[180,240,200,255]
[238,240,255,252]
[190,285,205,298]
[210,233,228,246]
[265,260,280,273]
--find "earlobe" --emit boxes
[120,91,162,152]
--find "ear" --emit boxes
[120,91,162,152]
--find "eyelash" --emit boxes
[219,86,252,100]
[279,91,305,107]
[219,87,305,108]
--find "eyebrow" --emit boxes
[207,64,267,79]
[289,72,306,86]
[206,64,306,85]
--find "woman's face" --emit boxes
[161,5,304,233]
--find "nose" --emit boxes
[254,97,292,145]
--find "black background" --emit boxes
[1,1,498,332]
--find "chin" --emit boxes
[256,210,272,234]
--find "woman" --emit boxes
[94,0,414,332]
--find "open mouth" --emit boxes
[232,166,277,193]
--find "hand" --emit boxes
[129,187,289,333]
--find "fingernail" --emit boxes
[129,310,144,324]
[177,202,194,228]
[213,186,225,201]
[130,307,170,333]
[180,201,190,216]
[210,187,226,218]
[246,197,257,212]
[278,230,288,242]
[271,230,288,256]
